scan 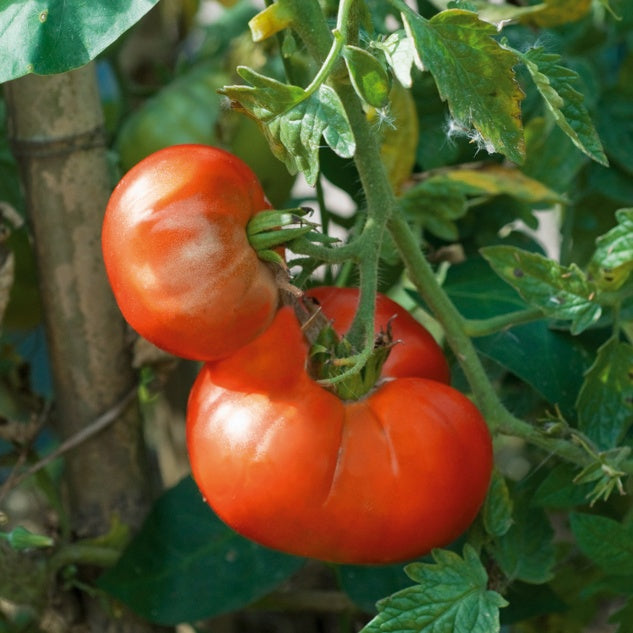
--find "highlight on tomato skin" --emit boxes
[101,144,280,361]
[186,303,493,565]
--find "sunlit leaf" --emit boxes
[588,208,633,290]
[360,546,507,633]
[429,165,564,206]
[376,30,417,88]
[481,245,601,334]
[428,0,592,27]
[401,9,525,164]
[427,0,545,26]
[343,45,391,108]
[0,0,159,82]
[221,69,355,186]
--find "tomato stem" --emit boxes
[462,307,545,337]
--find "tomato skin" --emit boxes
[102,144,279,361]
[187,306,492,564]
[306,286,450,383]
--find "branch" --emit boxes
[0,389,136,498]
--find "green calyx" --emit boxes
[309,321,394,401]
[247,207,320,265]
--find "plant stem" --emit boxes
[285,0,396,352]
[302,30,345,101]
[463,307,544,337]
[388,214,506,429]
[49,543,120,573]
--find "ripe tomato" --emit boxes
[187,305,492,564]
[102,144,279,361]
[306,286,450,384]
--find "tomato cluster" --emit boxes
[102,145,493,564]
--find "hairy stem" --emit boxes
[285,0,396,352]
[463,307,544,337]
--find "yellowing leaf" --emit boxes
[402,8,525,164]
[427,0,593,28]
[525,0,592,27]
[249,3,292,42]
[438,165,564,205]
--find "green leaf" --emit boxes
[98,477,304,626]
[222,69,355,186]
[442,257,595,416]
[224,66,305,119]
[523,117,588,193]
[0,0,159,82]
[401,8,525,163]
[576,337,633,449]
[343,45,391,108]
[360,546,507,633]
[610,598,633,633]
[483,471,514,538]
[521,47,608,166]
[477,323,594,416]
[588,208,633,290]
[481,245,601,335]
[533,464,595,508]
[570,512,633,576]
[399,180,468,241]
[488,492,555,584]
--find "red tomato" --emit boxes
[306,286,450,383]
[102,144,278,360]
[187,305,492,564]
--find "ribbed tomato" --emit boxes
[186,303,492,564]
[102,144,279,361]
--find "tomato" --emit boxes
[187,304,493,564]
[306,286,450,384]
[102,144,279,361]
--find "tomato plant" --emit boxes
[186,303,492,564]
[4,1,633,632]
[101,143,279,361]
